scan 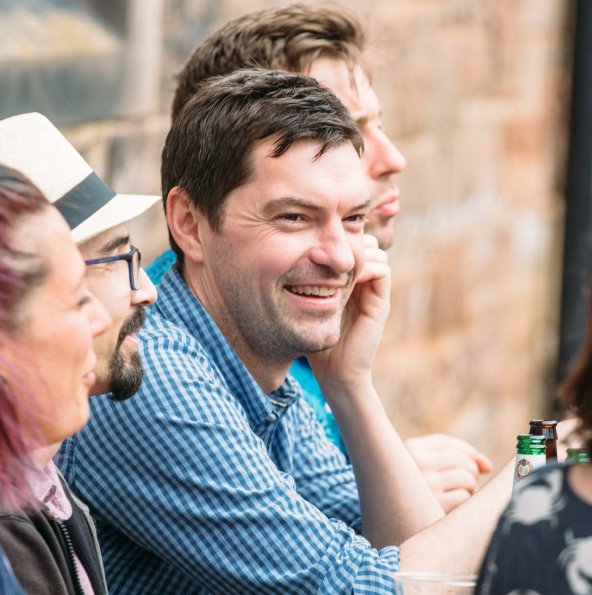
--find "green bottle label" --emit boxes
[514,435,546,486]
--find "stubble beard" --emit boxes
[217,266,354,365]
[364,215,395,250]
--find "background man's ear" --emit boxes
[166,187,205,263]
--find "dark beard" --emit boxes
[108,307,146,402]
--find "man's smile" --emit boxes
[286,285,338,297]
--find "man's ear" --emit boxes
[166,187,205,263]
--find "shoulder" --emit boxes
[0,504,44,549]
[81,316,251,443]
[138,303,204,355]
[500,465,570,531]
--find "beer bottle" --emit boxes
[566,448,591,464]
[542,421,558,461]
[514,435,546,486]
[529,420,544,435]
[529,419,558,461]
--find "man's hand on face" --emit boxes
[404,434,493,513]
[308,234,390,395]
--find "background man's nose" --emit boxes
[366,132,407,180]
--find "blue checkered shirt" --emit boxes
[57,265,400,594]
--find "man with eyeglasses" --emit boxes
[0,112,158,405]
[81,238,156,402]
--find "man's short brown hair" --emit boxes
[172,3,366,119]
[162,69,363,267]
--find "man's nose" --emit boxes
[308,225,356,274]
[132,268,158,307]
[365,130,407,180]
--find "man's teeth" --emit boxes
[287,286,337,297]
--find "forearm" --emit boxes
[321,376,444,548]
[399,458,514,573]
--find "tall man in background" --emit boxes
[146,3,492,511]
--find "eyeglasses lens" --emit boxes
[132,249,141,290]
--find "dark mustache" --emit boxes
[116,307,146,350]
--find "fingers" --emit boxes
[474,452,494,473]
[364,247,388,265]
[406,434,493,475]
[407,436,479,477]
[355,261,390,285]
[437,488,472,514]
[432,450,481,479]
[363,233,379,249]
[431,468,479,494]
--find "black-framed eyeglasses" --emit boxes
[85,246,142,290]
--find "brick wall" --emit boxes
[57,0,574,473]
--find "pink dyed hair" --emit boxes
[0,164,50,509]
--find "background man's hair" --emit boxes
[172,3,366,119]
[162,69,363,267]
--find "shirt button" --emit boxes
[266,413,277,422]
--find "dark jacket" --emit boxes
[0,471,108,595]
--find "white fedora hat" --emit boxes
[0,112,161,244]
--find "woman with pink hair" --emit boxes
[0,164,110,595]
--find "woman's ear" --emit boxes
[166,187,205,264]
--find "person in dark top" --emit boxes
[476,464,592,595]
[476,283,592,594]
[0,160,111,595]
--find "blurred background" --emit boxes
[0,0,586,473]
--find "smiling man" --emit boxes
[145,3,492,510]
[57,69,514,595]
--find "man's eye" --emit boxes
[78,294,91,308]
[280,214,303,222]
[345,215,365,223]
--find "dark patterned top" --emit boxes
[476,463,592,595]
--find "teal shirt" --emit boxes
[289,357,347,456]
[145,249,347,456]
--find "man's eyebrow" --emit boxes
[354,108,381,127]
[262,197,324,215]
[353,198,373,212]
[99,235,130,255]
[353,113,368,126]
